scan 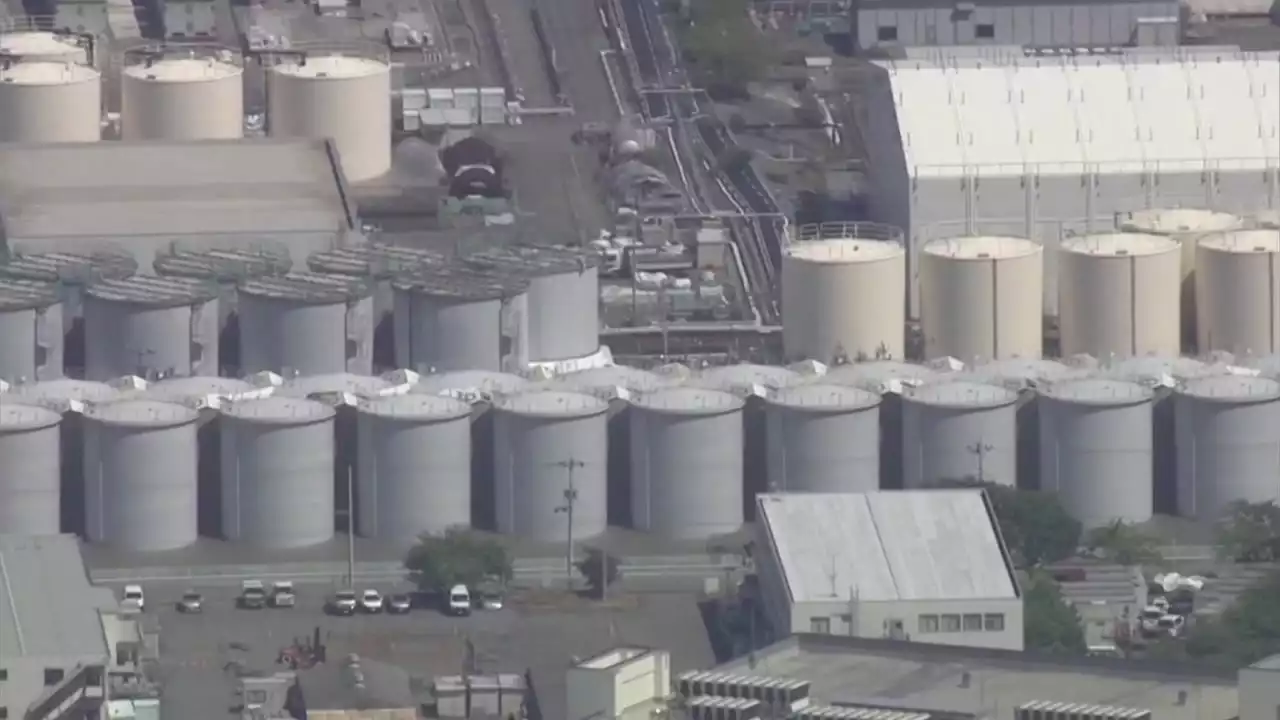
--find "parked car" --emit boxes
[327,590,358,616]
[239,580,267,610]
[177,590,203,613]
[481,590,504,611]
[384,593,412,614]
[122,585,146,612]
[446,584,472,617]
[269,581,296,608]
[360,589,384,614]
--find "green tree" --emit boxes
[576,547,622,599]
[939,480,1081,567]
[1215,500,1280,562]
[677,0,771,99]
[404,528,513,593]
[1085,520,1163,566]
[1023,570,1087,654]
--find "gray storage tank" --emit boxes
[83,400,201,551]
[221,396,337,548]
[0,403,62,534]
[467,246,601,362]
[825,360,941,490]
[1040,379,1155,528]
[765,384,880,493]
[493,390,608,541]
[83,276,220,381]
[238,273,374,376]
[902,380,1018,488]
[356,393,473,540]
[1176,375,1280,521]
[0,279,63,383]
[392,264,530,373]
[631,387,745,539]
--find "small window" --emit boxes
[877,25,898,42]
[918,614,939,633]
[1,707,8,719]
[976,23,995,39]
[984,613,1005,631]
[941,614,962,632]
[44,668,64,686]
[247,690,268,704]
[963,613,983,631]
[810,617,831,634]
[0,669,6,681]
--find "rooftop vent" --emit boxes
[1015,701,1153,720]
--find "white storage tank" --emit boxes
[0,58,101,143]
[1255,210,1280,230]
[267,51,392,182]
[121,45,245,140]
[0,31,90,63]
[902,380,1018,488]
[1176,375,1280,521]
[1059,233,1181,359]
[920,236,1043,362]
[1195,229,1280,356]
[1039,379,1155,528]
[83,400,200,551]
[0,403,62,535]
[238,273,374,376]
[765,384,880,493]
[782,237,905,363]
[0,280,63,383]
[83,276,220,381]
[393,265,530,373]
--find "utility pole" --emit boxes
[347,467,356,587]
[554,458,585,589]
[967,438,993,484]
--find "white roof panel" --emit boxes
[1010,65,1084,167]
[1127,61,1204,167]
[1251,56,1280,160]
[955,67,1024,169]
[1069,62,1144,170]
[894,68,966,172]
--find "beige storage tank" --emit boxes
[0,31,90,63]
[267,51,392,182]
[920,236,1043,362]
[1256,210,1280,230]
[1059,233,1180,359]
[782,238,905,363]
[0,60,101,143]
[1196,229,1280,356]
[121,46,244,140]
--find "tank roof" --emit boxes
[1180,374,1280,402]
[0,60,98,84]
[822,361,938,390]
[221,395,336,423]
[922,235,1041,260]
[0,402,61,431]
[964,358,1079,387]
[1102,356,1217,384]
[1256,210,1280,229]
[494,390,608,417]
[306,245,447,278]
[413,370,528,397]
[146,376,256,400]
[632,386,744,414]
[277,373,391,400]
[1118,208,1243,234]
[1199,229,1280,254]
[0,279,59,312]
[1042,378,1153,405]
[85,275,218,307]
[358,393,471,420]
[768,383,880,411]
[1061,233,1177,257]
[786,239,903,263]
[552,366,667,394]
[0,31,83,55]
[7,379,118,409]
[906,380,1017,408]
[154,247,292,281]
[694,364,801,393]
[0,249,138,284]
[467,245,601,276]
[124,56,241,82]
[272,55,387,79]
[83,399,199,427]
[392,264,529,301]
[238,272,371,303]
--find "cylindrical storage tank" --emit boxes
[902,380,1018,488]
[220,396,337,548]
[782,238,905,363]
[920,236,1043,362]
[492,391,608,541]
[0,60,101,143]
[237,273,374,376]
[467,247,601,362]
[631,388,745,539]
[765,384,880,493]
[83,400,200,551]
[693,364,803,396]
[825,360,940,491]
[83,276,219,381]
[1196,229,1280,356]
[1255,210,1280,230]
[121,47,245,140]
[1176,375,1280,520]
[1059,233,1181,359]
[413,370,530,401]
[0,280,63,383]
[0,403,62,534]
[1040,379,1154,528]
[0,32,90,63]
[393,265,530,373]
[267,52,392,182]
[356,394,473,540]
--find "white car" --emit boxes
[360,589,384,613]
[447,584,472,616]
[122,585,145,612]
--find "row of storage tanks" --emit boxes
[0,32,394,182]
[0,242,602,383]
[782,209,1280,364]
[5,353,1280,551]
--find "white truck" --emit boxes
[269,581,296,608]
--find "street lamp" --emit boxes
[554,458,585,588]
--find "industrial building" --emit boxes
[754,491,1023,650]
[863,49,1280,318]
[565,647,672,720]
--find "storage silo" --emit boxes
[466,247,601,362]
[1195,229,1280,356]
[238,273,374,376]
[221,396,337,548]
[782,237,905,363]
[0,58,101,143]
[121,45,244,140]
[1176,375,1280,520]
[267,50,392,182]
[902,380,1018,488]
[825,360,940,490]
[1040,379,1154,528]
[0,403,62,534]
[920,236,1043,362]
[765,384,880,493]
[493,391,608,541]
[0,31,91,63]
[631,388,744,540]
[356,393,473,540]
[1256,210,1280,230]
[0,280,63,383]
[393,264,530,373]
[83,400,200,550]
[1059,233,1181,359]
[83,276,219,381]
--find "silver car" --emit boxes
[178,590,203,613]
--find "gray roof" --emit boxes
[297,656,415,711]
[0,534,113,661]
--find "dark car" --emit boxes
[384,594,412,614]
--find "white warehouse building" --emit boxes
[863,47,1280,316]
[754,491,1024,652]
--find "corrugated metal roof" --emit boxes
[0,534,115,660]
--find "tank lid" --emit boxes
[85,275,219,307]
[7,379,118,410]
[1061,233,1177,257]
[0,31,83,55]
[768,383,880,411]
[632,387,744,414]
[906,380,1017,408]
[1102,356,1216,385]
[1042,378,1153,405]
[822,361,938,392]
[1199,229,1280,254]
[466,245,601,276]
[277,373,392,401]
[494,390,608,417]
[963,358,1078,388]
[0,403,61,430]
[1256,209,1280,229]
[786,238,902,263]
[83,399,199,427]
[1180,374,1280,402]
[392,263,529,300]
[146,376,256,401]
[238,272,371,303]
[359,393,472,420]
[692,364,802,395]
[155,247,292,281]
[0,249,138,284]
[124,56,241,81]
[922,235,1041,260]
[272,54,387,79]
[412,370,529,400]
[306,245,447,278]
[0,60,98,84]
[0,279,59,311]
[222,395,336,423]
[551,366,668,394]
[1117,208,1243,234]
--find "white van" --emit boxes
[447,584,472,616]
